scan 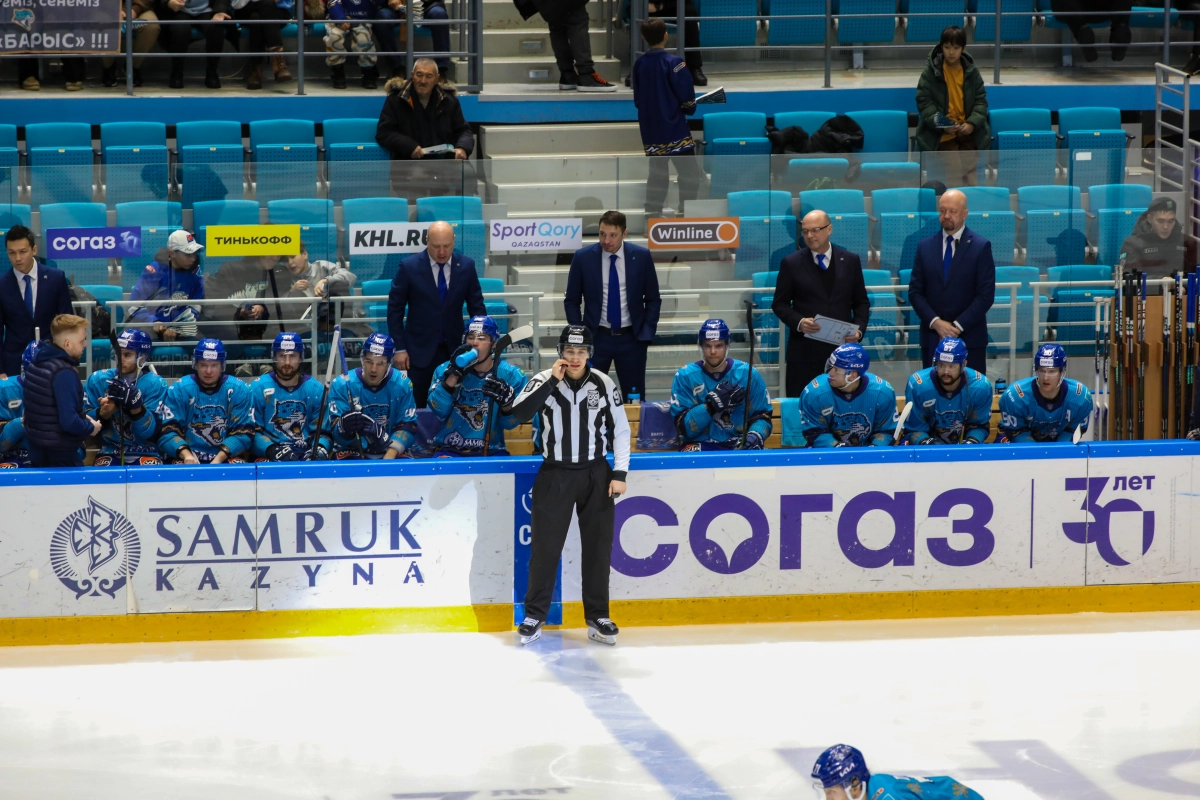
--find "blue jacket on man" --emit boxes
[0,262,73,377]
[564,242,662,342]
[386,248,486,369]
[907,225,995,364]
[632,47,697,155]
[21,341,92,455]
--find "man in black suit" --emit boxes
[907,189,995,373]
[387,220,486,407]
[0,226,73,379]
[772,210,870,397]
[564,210,662,402]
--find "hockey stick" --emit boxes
[1113,277,1123,439]
[1100,298,1109,440]
[739,300,756,450]
[1189,273,1198,435]
[332,325,363,459]
[1163,277,1171,440]
[307,327,341,460]
[893,400,914,445]
[1176,273,1184,436]
[481,323,534,457]
[267,267,286,335]
[1093,297,1102,441]
[1138,272,1147,439]
[1073,419,1085,445]
[1125,271,1135,440]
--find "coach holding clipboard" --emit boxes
[772,209,870,397]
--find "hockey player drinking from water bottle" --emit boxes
[901,336,992,445]
[328,332,419,459]
[669,318,772,451]
[507,324,631,646]
[85,329,168,466]
[250,332,333,462]
[998,342,1092,443]
[427,315,527,457]
[810,744,983,800]
[158,338,256,464]
[798,343,898,447]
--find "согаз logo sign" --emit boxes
[1062,476,1155,566]
[50,497,141,599]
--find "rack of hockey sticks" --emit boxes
[1097,270,1196,440]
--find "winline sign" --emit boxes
[646,218,740,250]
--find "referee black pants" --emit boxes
[524,459,615,622]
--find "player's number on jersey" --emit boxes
[1000,412,1019,428]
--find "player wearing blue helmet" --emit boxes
[798,343,898,447]
[84,328,168,466]
[0,342,36,468]
[157,338,256,463]
[427,316,527,456]
[329,332,419,458]
[999,343,1092,443]
[669,318,773,450]
[902,336,993,445]
[811,744,983,800]
[250,332,333,461]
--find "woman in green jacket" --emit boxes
[915,26,989,187]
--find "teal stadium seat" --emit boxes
[268,198,336,264]
[343,196,409,282]
[26,122,94,205]
[249,119,318,206]
[703,112,771,197]
[900,0,965,42]
[175,120,245,208]
[969,0,1033,42]
[765,0,826,45]
[100,122,168,209]
[989,108,1055,191]
[961,186,1016,263]
[833,0,898,44]
[728,190,797,278]
[845,109,910,163]
[1058,107,1129,190]
[1095,207,1146,268]
[799,189,869,258]
[323,118,391,204]
[0,125,18,201]
[193,199,260,274]
[416,196,485,270]
[360,278,391,335]
[751,270,781,364]
[1086,182,1151,242]
[698,0,757,48]
[478,276,513,334]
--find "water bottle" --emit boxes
[628,389,640,405]
[454,347,480,368]
[994,376,1007,396]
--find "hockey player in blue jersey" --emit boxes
[799,343,898,447]
[84,329,168,466]
[999,343,1092,443]
[902,336,993,445]
[427,316,527,456]
[0,342,35,468]
[811,744,984,800]
[250,332,333,461]
[670,318,772,450]
[158,338,256,464]
[329,332,419,459]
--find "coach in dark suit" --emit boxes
[907,189,995,373]
[772,210,870,397]
[0,226,73,379]
[564,210,662,402]
[387,220,486,407]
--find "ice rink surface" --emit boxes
[1,611,1199,799]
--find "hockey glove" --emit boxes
[106,376,144,413]
[961,436,983,445]
[481,374,515,407]
[1189,429,1200,441]
[362,419,391,455]
[265,442,303,462]
[742,430,765,450]
[442,344,477,387]
[311,443,331,461]
[918,435,940,445]
[336,410,373,437]
[705,380,746,415]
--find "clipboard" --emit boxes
[803,315,859,345]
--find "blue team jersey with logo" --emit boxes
[329,367,419,455]
[669,359,772,447]
[426,360,527,455]
[250,373,332,456]
[158,373,256,461]
[0,377,28,464]
[799,372,898,447]
[999,376,1092,443]
[83,368,168,457]
[903,366,993,444]
[867,773,984,800]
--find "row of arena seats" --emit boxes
[688,0,1180,47]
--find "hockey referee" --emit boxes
[504,324,631,646]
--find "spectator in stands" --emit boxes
[772,210,869,397]
[914,26,989,188]
[325,0,382,89]
[128,230,205,343]
[204,254,292,360]
[647,1,705,86]
[907,189,995,373]
[564,210,661,402]
[234,0,293,89]
[282,240,357,328]
[102,1,161,87]
[1119,198,1196,289]
[160,0,233,89]
[1049,0,1131,62]
[374,0,453,82]
[531,0,618,92]
[17,57,86,92]
[21,314,101,468]
[634,17,704,219]
[386,220,486,407]
[0,226,72,380]
[377,58,476,195]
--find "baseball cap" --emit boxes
[168,229,203,254]
[1148,197,1178,215]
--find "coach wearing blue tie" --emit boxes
[564,210,662,402]
[907,189,995,373]
[387,220,486,407]
[0,226,73,380]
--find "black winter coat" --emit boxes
[376,78,475,160]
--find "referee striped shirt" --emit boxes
[508,367,631,480]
